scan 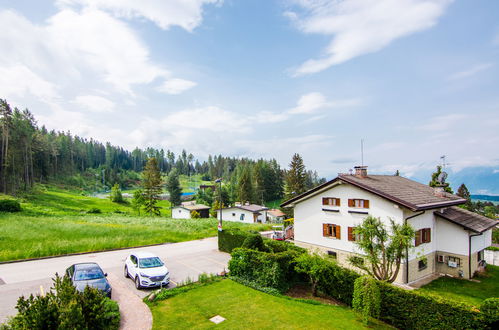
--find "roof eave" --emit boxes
[415,199,467,211]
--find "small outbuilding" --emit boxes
[172,201,211,219]
[267,209,286,223]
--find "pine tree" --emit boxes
[166,169,182,206]
[457,183,473,210]
[238,166,253,203]
[142,158,162,216]
[131,189,145,215]
[285,153,307,200]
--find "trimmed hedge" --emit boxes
[218,228,256,253]
[377,281,485,330]
[229,248,301,292]
[0,199,21,212]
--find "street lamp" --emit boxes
[215,178,222,231]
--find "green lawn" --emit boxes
[0,186,270,262]
[149,280,390,329]
[418,265,499,306]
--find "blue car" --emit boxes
[66,263,112,298]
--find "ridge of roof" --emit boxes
[281,174,466,211]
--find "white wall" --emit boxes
[172,207,191,219]
[293,182,404,254]
[217,208,255,224]
[471,229,492,254]
[434,216,469,256]
[405,210,438,260]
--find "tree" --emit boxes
[348,216,415,283]
[166,169,182,206]
[429,165,453,193]
[294,253,330,296]
[237,166,253,203]
[457,183,473,210]
[131,189,145,215]
[109,184,124,203]
[285,153,307,200]
[142,158,162,216]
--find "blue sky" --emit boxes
[0,0,498,192]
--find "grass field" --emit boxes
[149,279,390,329]
[418,265,499,306]
[0,185,270,262]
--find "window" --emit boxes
[240,214,245,220]
[323,223,341,239]
[447,256,461,267]
[348,199,369,208]
[327,251,337,259]
[478,250,484,262]
[322,197,340,206]
[232,213,236,217]
[415,228,431,246]
[348,227,357,241]
[418,259,427,271]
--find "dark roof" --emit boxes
[281,174,466,211]
[435,206,498,233]
[221,204,268,213]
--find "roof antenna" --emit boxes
[361,139,364,166]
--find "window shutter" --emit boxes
[336,198,341,207]
[348,227,354,241]
[425,228,431,243]
[415,230,421,247]
[323,224,328,237]
[348,199,354,207]
[322,198,327,205]
[364,200,370,208]
[336,225,341,239]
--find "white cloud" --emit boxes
[72,95,115,112]
[289,92,328,114]
[156,78,197,95]
[447,62,494,80]
[57,0,221,32]
[287,0,453,75]
[0,65,58,101]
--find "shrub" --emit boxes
[109,184,124,203]
[313,258,360,305]
[481,298,499,328]
[294,253,333,296]
[218,228,255,252]
[191,210,200,219]
[229,248,300,292]
[264,239,306,253]
[2,274,119,329]
[352,276,381,324]
[0,199,21,212]
[87,207,102,214]
[377,280,485,329]
[230,276,282,296]
[241,234,268,252]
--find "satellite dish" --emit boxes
[437,171,448,184]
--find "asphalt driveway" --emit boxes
[0,237,230,326]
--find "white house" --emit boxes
[217,202,268,224]
[172,201,210,219]
[281,166,496,285]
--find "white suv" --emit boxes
[124,251,170,289]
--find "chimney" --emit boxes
[354,166,368,178]
[433,186,446,198]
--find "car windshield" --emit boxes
[74,267,105,281]
[139,257,163,268]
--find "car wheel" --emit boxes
[135,276,141,289]
[124,266,128,278]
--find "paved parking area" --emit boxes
[0,237,230,325]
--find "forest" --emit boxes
[0,99,324,204]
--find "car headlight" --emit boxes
[140,272,150,278]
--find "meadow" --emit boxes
[0,185,270,262]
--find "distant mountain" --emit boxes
[407,166,499,195]
[471,195,499,202]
